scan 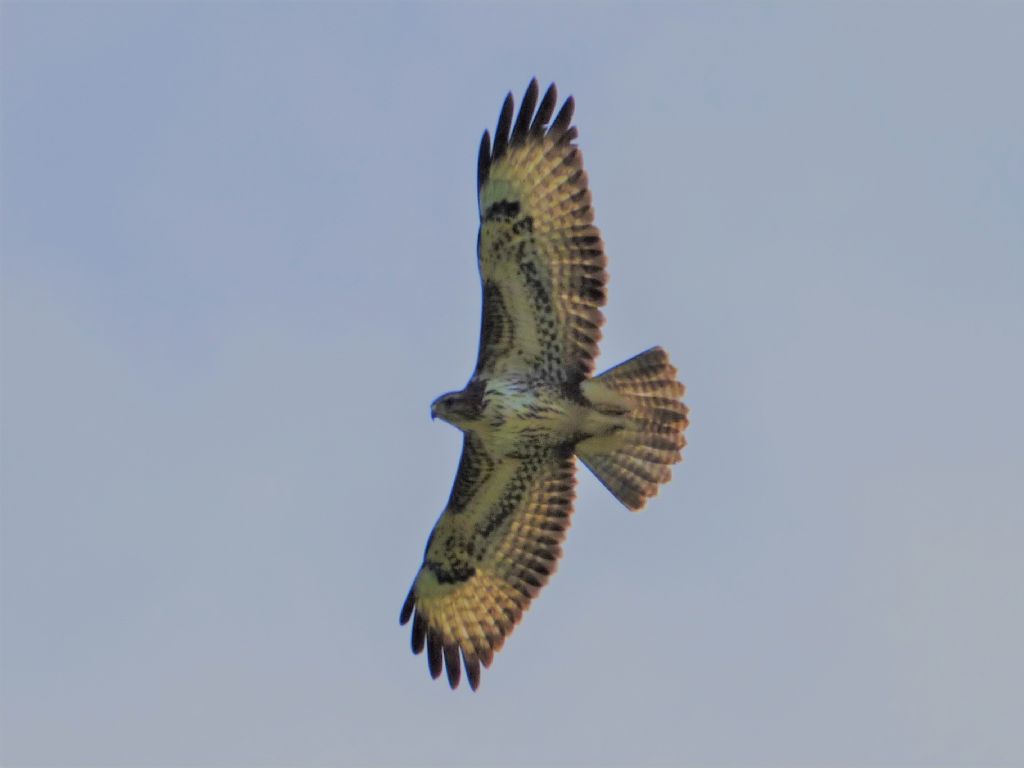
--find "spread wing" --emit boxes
[474,79,608,384]
[400,433,576,689]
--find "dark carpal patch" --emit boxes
[426,548,476,585]
[484,199,521,221]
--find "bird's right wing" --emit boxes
[400,433,577,689]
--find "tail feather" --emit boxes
[577,347,688,510]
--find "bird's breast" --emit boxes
[473,379,575,456]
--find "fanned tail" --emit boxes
[576,347,688,510]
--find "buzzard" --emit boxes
[400,80,689,690]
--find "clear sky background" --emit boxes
[2,3,1022,766]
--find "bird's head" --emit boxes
[431,388,481,429]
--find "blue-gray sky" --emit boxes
[2,3,1022,766]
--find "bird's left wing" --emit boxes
[473,79,608,385]
[400,433,576,689]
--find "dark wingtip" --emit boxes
[531,82,558,135]
[510,78,539,147]
[551,94,575,137]
[444,644,462,689]
[477,130,491,192]
[411,612,427,654]
[464,652,481,691]
[427,633,443,680]
[399,588,415,625]
[491,92,515,161]
[480,82,572,194]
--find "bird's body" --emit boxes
[435,374,622,458]
[401,80,689,690]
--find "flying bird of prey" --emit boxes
[400,80,689,690]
